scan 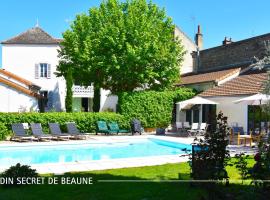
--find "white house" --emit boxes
[1,26,101,112]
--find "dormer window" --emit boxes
[35,63,51,79]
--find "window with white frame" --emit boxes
[35,63,51,79]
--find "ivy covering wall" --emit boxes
[117,88,195,128]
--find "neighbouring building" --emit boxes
[176,26,270,132]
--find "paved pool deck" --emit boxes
[0,135,258,174]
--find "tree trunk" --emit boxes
[93,85,100,112]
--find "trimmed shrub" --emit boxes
[118,88,195,128]
[0,112,129,139]
[1,163,38,187]
[0,122,9,140]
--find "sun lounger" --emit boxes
[11,123,34,142]
[96,121,116,135]
[48,123,71,140]
[66,122,87,139]
[108,122,129,134]
[30,123,53,141]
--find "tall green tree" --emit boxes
[57,0,185,95]
[65,69,74,112]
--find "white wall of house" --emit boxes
[2,44,66,111]
[207,96,249,132]
[0,83,38,112]
[100,89,118,112]
[175,27,197,75]
[176,96,249,132]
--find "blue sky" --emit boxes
[1,0,270,65]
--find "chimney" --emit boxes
[195,25,203,49]
[222,37,232,45]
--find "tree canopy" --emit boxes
[57,0,185,94]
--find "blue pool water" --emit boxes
[0,138,191,166]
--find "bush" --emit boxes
[118,88,195,128]
[0,122,9,140]
[1,163,38,187]
[191,112,230,181]
[0,112,129,140]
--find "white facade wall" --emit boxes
[207,96,249,132]
[2,44,66,111]
[176,96,249,132]
[100,89,118,112]
[175,27,197,75]
[0,83,38,112]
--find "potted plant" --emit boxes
[156,122,168,135]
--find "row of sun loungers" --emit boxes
[176,122,208,136]
[11,122,87,142]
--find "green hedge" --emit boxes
[0,122,10,140]
[0,112,129,139]
[118,88,195,128]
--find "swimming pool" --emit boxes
[0,138,191,167]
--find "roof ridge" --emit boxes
[200,32,270,53]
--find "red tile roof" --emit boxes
[0,69,42,99]
[199,72,268,97]
[177,67,241,85]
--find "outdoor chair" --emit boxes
[229,127,250,145]
[187,123,199,136]
[183,122,190,129]
[176,122,183,131]
[108,122,129,134]
[251,129,263,143]
[66,122,87,139]
[11,123,35,142]
[96,121,116,135]
[48,123,71,140]
[197,123,208,136]
[30,123,53,141]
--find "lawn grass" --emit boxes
[0,159,267,200]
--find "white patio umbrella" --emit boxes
[233,93,270,105]
[176,96,219,110]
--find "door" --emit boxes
[81,98,89,112]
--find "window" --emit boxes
[35,63,51,79]
[40,63,48,77]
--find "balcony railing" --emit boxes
[72,85,94,98]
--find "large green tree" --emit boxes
[57,0,185,94]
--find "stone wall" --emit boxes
[198,33,270,72]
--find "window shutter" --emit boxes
[47,64,51,79]
[35,64,39,79]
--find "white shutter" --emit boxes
[35,64,39,79]
[47,64,51,79]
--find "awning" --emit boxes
[176,96,219,110]
[233,93,270,105]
